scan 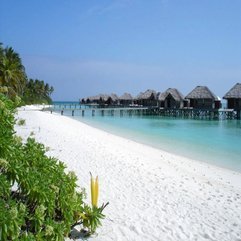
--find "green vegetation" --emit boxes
[22,79,54,105]
[0,94,107,240]
[0,50,108,239]
[17,118,26,126]
[0,42,53,104]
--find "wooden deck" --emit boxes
[44,104,240,120]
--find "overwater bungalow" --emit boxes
[80,98,86,104]
[185,86,221,109]
[135,89,158,106]
[159,88,186,108]
[134,92,143,105]
[106,93,119,105]
[81,93,118,106]
[96,94,109,105]
[223,83,241,110]
[83,94,101,104]
[83,94,104,105]
[119,93,133,106]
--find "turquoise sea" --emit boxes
[52,103,241,172]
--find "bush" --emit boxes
[17,118,26,126]
[0,94,107,240]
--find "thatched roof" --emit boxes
[109,93,119,101]
[135,92,143,99]
[119,93,133,100]
[185,86,219,100]
[99,94,110,101]
[223,83,241,99]
[86,94,101,101]
[159,88,184,101]
[85,93,118,102]
[137,89,157,100]
[86,94,109,101]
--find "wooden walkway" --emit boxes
[44,104,240,120]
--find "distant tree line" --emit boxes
[0,42,54,104]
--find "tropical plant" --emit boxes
[0,46,27,97]
[22,78,54,104]
[17,118,26,126]
[0,94,108,240]
[0,43,53,104]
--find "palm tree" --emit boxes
[0,43,3,59]
[1,43,54,104]
[22,78,54,104]
[49,86,54,95]
[44,83,54,97]
[0,43,4,87]
[0,46,27,97]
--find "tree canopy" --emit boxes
[0,43,54,104]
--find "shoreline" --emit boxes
[73,116,240,174]
[15,108,241,241]
[72,113,241,173]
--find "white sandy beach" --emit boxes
[15,108,241,241]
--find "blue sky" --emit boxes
[1,0,241,101]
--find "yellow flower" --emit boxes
[90,173,99,207]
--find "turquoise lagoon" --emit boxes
[53,105,241,172]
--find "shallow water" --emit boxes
[54,107,241,172]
